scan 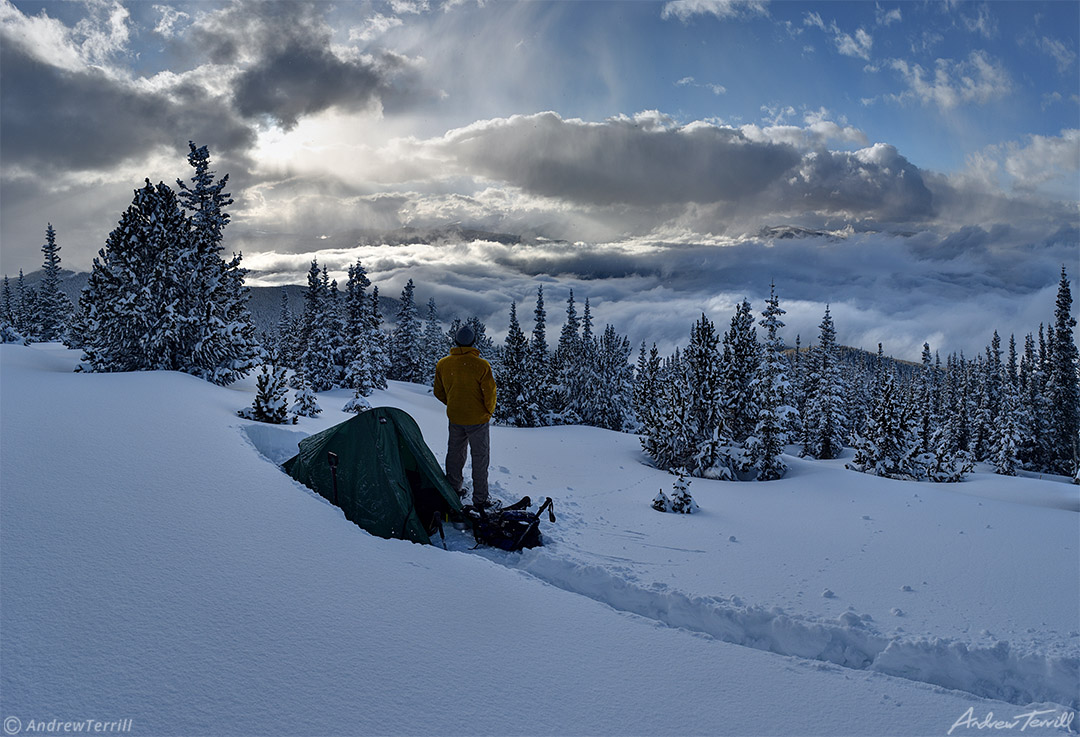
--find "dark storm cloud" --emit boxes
[434,113,935,223]
[0,42,254,175]
[779,144,935,221]
[191,0,423,129]
[439,113,803,207]
[232,43,385,129]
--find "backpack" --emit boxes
[464,497,554,551]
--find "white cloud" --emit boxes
[889,51,1012,110]
[802,12,872,61]
[350,14,405,43]
[1036,36,1077,74]
[834,26,872,61]
[661,0,768,23]
[875,5,901,27]
[674,76,726,95]
[152,4,190,38]
[960,3,998,39]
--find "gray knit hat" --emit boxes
[455,325,475,347]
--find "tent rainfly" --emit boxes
[283,407,462,545]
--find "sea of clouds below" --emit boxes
[240,225,1077,363]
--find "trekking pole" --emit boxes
[511,497,555,552]
[431,511,447,550]
[327,452,340,506]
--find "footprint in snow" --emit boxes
[822,588,837,599]
[891,608,905,617]
[900,585,914,592]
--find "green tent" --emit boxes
[282,407,462,545]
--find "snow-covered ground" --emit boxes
[2,343,1077,736]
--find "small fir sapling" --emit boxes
[668,468,699,514]
[291,372,322,418]
[239,363,293,424]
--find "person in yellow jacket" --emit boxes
[433,325,497,508]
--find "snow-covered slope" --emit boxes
[2,344,1076,736]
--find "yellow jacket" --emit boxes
[433,347,497,425]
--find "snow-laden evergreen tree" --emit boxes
[720,299,760,443]
[803,306,847,459]
[175,142,260,385]
[79,181,188,372]
[368,285,390,390]
[592,324,635,432]
[643,314,733,479]
[421,298,449,385]
[992,377,1023,476]
[525,285,552,425]
[14,270,37,339]
[569,298,606,427]
[913,342,938,454]
[1,276,14,328]
[1046,266,1079,475]
[848,366,920,479]
[342,388,372,414]
[341,261,374,396]
[296,259,321,373]
[549,290,581,424]
[651,490,672,513]
[275,287,296,369]
[238,362,293,424]
[633,342,662,435]
[494,301,531,426]
[669,469,698,514]
[35,223,73,341]
[291,372,322,418]
[788,333,807,443]
[747,284,792,481]
[389,279,424,383]
[298,264,339,392]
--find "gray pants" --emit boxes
[446,421,490,505]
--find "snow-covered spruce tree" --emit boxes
[175,142,259,385]
[912,342,939,454]
[992,377,1023,476]
[570,298,603,427]
[525,285,552,425]
[633,342,663,436]
[1,276,14,328]
[36,223,73,342]
[342,387,372,414]
[549,290,581,424]
[298,264,340,392]
[275,287,296,369]
[239,362,293,424]
[669,469,699,514]
[1046,266,1079,475]
[848,366,920,479]
[389,279,424,383]
[368,285,390,390]
[591,324,635,432]
[651,490,672,513]
[643,314,732,479]
[295,259,321,374]
[747,284,793,481]
[291,371,322,418]
[421,298,449,385]
[803,306,847,459]
[720,299,760,443]
[494,301,531,426]
[79,181,186,372]
[342,261,374,396]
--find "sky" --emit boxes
[0,0,1077,359]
